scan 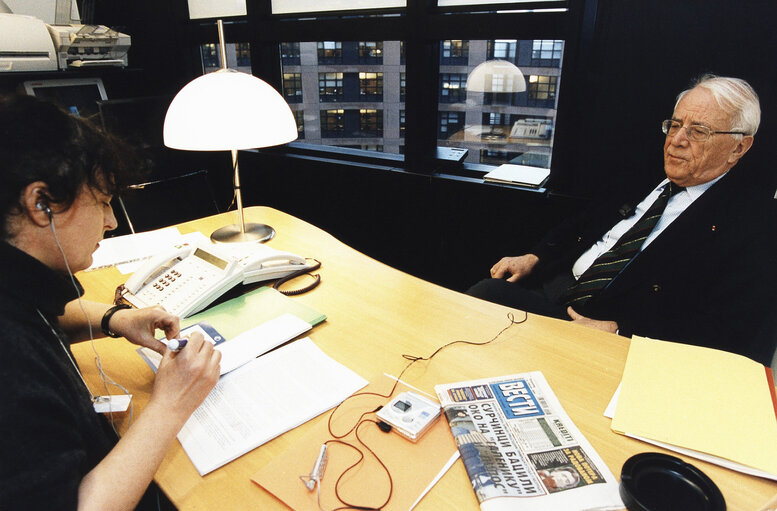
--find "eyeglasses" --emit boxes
[661,119,748,142]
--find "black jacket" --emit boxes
[530,166,777,365]
[0,241,159,510]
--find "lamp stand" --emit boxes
[211,149,275,243]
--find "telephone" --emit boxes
[117,240,315,318]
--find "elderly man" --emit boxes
[468,75,777,364]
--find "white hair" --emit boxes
[675,74,761,136]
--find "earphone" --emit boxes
[36,200,53,220]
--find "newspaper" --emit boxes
[435,372,623,511]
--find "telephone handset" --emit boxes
[118,240,316,318]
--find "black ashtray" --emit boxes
[620,453,725,511]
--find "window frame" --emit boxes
[180,0,592,185]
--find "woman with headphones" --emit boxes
[0,94,221,510]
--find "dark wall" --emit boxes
[553,0,777,197]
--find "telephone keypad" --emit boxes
[134,255,228,317]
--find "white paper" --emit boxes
[218,313,311,374]
[483,164,550,187]
[88,227,182,272]
[177,338,368,475]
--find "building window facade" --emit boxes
[531,40,563,67]
[360,109,383,137]
[319,72,344,102]
[440,73,467,104]
[359,72,383,101]
[441,40,469,65]
[318,41,343,64]
[281,42,301,65]
[527,75,558,107]
[321,109,345,137]
[438,111,465,139]
[283,73,303,103]
[358,41,383,63]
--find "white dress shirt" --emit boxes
[571,175,724,279]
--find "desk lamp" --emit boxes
[466,60,526,139]
[163,20,297,243]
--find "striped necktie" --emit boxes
[561,182,684,308]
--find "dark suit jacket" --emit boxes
[528,165,777,365]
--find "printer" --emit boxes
[0,13,58,72]
[47,24,131,68]
[0,0,130,72]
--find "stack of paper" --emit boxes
[608,336,777,479]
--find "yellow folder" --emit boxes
[611,336,777,475]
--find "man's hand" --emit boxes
[109,306,180,355]
[490,254,540,282]
[567,307,618,334]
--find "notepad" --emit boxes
[610,336,777,477]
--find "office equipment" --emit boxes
[435,372,622,510]
[22,77,107,118]
[0,13,58,71]
[609,336,777,478]
[376,391,441,442]
[163,20,297,243]
[72,207,777,510]
[46,23,130,68]
[118,236,314,318]
[252,375,459,511]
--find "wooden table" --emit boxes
[73,206,777,510]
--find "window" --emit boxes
[317,41,343,64]
[490,39,518,61]
[359,72,383,100]
[441,40,468,65]
[236,43,251,67]
[528,75,558,106]
[438,39,563,168]
[321,109,345,137]
[440,73,467,104]
[531,40,563,67]
[200,43,219,71]
[319,72,344,102]
[199,43,252,73]
[360,109,383,137]
[279,41,402,153]
[283,73,303,103]
[198,3,575,170]
[359,41,383,63]
[293,110,305,139]
[438,111,465,139]
[281,42,301,65]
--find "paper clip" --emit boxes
[299,444,328,491]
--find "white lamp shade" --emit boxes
[466,60,526,93]
[163,69,298,151]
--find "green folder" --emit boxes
[181,286,326,340]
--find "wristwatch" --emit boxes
[101,304,131,338]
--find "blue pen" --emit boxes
[161,338,187,351]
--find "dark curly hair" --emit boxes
[0,94,147,239]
